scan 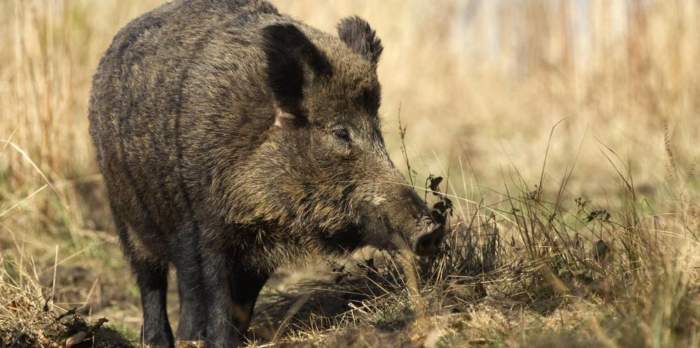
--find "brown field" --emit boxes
[1,1,699,347]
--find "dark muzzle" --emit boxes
[410,219,445,256]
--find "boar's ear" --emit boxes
[262,23,332,121]
[337,16,383,65]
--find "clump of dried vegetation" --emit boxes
[0,261,131,347]
[251,164,699,347]
[1,1,699,347]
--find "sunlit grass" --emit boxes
[1,0,699,346]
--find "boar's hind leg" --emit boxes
[173,231,207,342]
[115,219,174,347]
[202,250,268,348]
[134,260,174,347]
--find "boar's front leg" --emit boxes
[202,246,268,347]
[228,268,268,341]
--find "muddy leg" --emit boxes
[115,218,173,347]
[201,250,267,348]
[174,228,207,342]
[134,259,173,347]
[201,250,237,347]
[229,269,268,343]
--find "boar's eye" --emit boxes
[332,127,351,143]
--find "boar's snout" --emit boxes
[410,218,445,256]
[366,184,445,257]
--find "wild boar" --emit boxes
[88,0,444,346]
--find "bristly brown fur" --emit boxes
[88,0,438,346]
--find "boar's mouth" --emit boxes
[408,217,445,256]
[315,213,444,257]
[359,187,446,256]
[334,207,445,256]
[318,224,364,253]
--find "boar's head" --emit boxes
[228,17,444,258]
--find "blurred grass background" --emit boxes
[3,0,699,202]
[1,1,699,346]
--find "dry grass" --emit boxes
[1,0,699,347]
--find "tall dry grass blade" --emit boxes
[0,184,47,218]
[1,140,60,200]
